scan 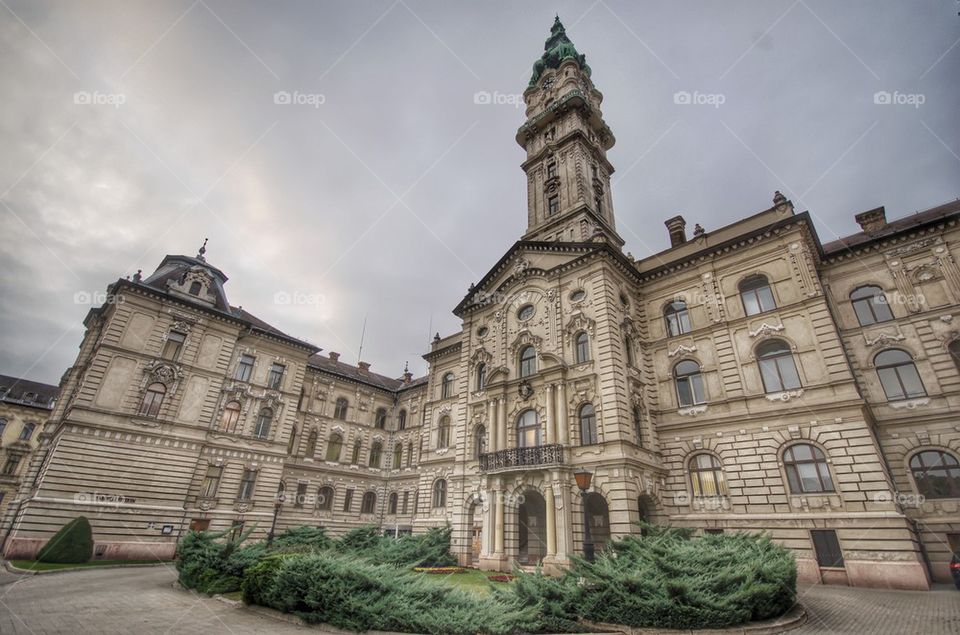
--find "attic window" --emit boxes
[188,281,202,296]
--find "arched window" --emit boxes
[437,416,451,448]
[441,372,455,399]
[875,349,926,401]
[317,486,334,511]
[334,397,349,420]
[475,363,487,391]
[433,479,447,508]
[950,340,960,374]
[361,491,377,514]
[369,441,382,468]
[689,454,728,497]
[393,443,402,468]
[138,383,166,417]
[305,429,318,458]
[398,409,407,430]
[253,408,273,438]
[287,426,297,454]
[406,442,413,468]
[516,409,540,448]
[739,274,776,316]
[575,331,590,364]
[325,433,343,462]
[664,301,691,337]
[388,492,399,514]
[219,400,241,433]
[351,439,361,464]
[850,285,894,326]
[475,424,487,459]
[579,403,597,445]
[783,444,834,493]
[674,360,706,407]
[519,345,537,378]
[910,450,960,499]
[375,408,387,429]
[757,340,801,393]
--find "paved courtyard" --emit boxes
[0,565,957,634]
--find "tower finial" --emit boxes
[197,238,208,261]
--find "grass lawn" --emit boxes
[10,559,171,572]
[414,568,513,595]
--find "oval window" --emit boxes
[570,289,586,302]
[517,304,535,321]
[477,326,489,338]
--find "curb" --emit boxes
[3,560,173,576]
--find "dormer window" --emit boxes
[161,331,186,361]
[188,281,202,296]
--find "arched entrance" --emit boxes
[637,494,655,536]
[517,490,547,565]
[585,492,610,553]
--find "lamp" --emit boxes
[573,468,595,562]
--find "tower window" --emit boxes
[595,196,602,215]
[548,195,559,216]
[547,162,557,179]
[188,281,202,296]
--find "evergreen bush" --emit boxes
[36,516,93,564]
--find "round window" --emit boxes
[570,289,586,302]
[517,304,535,321]
[477,326,489,338]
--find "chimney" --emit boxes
[665,215,687,247]
[358,361,371,372]
[328,351,340,362]
[855,206,887,234]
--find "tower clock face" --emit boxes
[542,77,555,90]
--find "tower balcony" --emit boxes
[479,444,565,473]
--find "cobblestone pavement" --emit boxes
[0,565,957,634]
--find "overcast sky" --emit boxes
[1,1,957,385]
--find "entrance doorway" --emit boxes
[517,490,547,565]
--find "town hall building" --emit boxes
[2,18,959,590]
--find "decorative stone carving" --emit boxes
[749,323,785,338]
[764,389,804,402]
[888,398,930,410]
[678,405,708,416]
[667,343,697,358]
[865,331,906,347]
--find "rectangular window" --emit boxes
[810,529,844,568]
[547,162,557,179]
[161,331,186,360]
[229,521,244,542]
[237,469,257,501]
[548,195,559,216]
[294,482,308,508]
[343,489,354,512]
[402,491,410,514]
[235,354,255,382]
[267,363,285,390]
[2,455,21,476]
[199,465,222,497]
[595,196,602,214]
[19,423,36,441]
[189,518,210,531]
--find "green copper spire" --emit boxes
[528,16,591,87]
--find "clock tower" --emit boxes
[518,17,623,247]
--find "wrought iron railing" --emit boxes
[478,444,565,472]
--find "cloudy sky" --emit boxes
[1,0,957,385]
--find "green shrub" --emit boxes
[272,525,333,550]
[36,516,93,564]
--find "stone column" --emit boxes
[557,383,569,445]
[494,488,505,555]
[497,397,507,450]
[545,483,557,556]
[545,383,555,444]
[487,400,497,452]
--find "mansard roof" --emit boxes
[307,353,427,394]
[822,199,960,255]
[0,374,58,410]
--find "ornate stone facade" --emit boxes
[2,18,959,590]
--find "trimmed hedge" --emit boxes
[36,516,93,564]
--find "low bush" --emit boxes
[36,516,93,564]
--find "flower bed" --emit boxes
[412,566,465,574]
[487,574,515,582]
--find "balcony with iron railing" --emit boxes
[478,443,565,472]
